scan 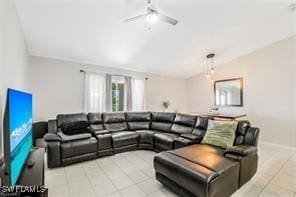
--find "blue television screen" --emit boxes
[8,89,33,185]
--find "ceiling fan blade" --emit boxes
[123,14,147,23]
[158,13,178,25]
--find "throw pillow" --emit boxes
[201,120,238,149]
[61,121,89,135]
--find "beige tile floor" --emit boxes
[45,143,296,197]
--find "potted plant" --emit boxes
[162,100,171,112]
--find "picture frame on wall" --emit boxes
[214,78,243,107]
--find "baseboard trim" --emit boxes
[260,141,296,151]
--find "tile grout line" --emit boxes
[97,152,153,196]
[257,152,294,196]
[97,157,122,196]
[111,151,153,195]
[83,161,109,196]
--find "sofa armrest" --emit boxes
[180,133,202,141]
[224,145,259,187]
[93,130,110,135]
[46,140,61,168]
[48,119,58,133]
[44,133,61,168]
[57,132,92,142]
[44,133,61,142]
[224,145,257,157]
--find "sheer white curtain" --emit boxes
[84,72,106,113]
[131,78,146,111]
[125,76,132,111]
[105,74,112,112]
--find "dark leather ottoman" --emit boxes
[154,145,240,197]
[97,133,113,157]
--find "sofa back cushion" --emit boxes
[126,112,151,130]
[170,114,196,134]
[88,113,104,131]
[57,113,88,128]
[234,120,251,145]
[103,112,128,132]
[57,113,89,135]
[192,116,211,138]
[61,121,89,135]
[243,127,260,146]
[151,112,176,132]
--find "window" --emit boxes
[112,76,125,112]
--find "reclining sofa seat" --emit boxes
[152,112,177,151]
[125,112,154,149]
[154,120,260,197]
[44,113,97,167]
[103,112,139,154]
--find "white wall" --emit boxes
[30,56,187,121]
[187,36,296,147]
[146,75,187,113]
[0,0,30,156]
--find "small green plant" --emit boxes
[162,100,171,109]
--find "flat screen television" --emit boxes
[3,88,33,185]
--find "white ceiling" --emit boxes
[15,0,296,78]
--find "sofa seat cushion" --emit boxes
[154,133,179,150]
[58,132,92,142]
[168,145,231,171]
[136,130,159,145]
[173,137,196,149]
[112,131,139,148]
[170,144,225,159]
[61,137,97,159]
[154,150,239,197]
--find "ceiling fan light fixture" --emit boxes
[146,12,158,23]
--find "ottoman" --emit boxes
[154,144,240,197]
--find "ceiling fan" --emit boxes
[123,0,178,25]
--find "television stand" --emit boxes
[0,147,47,196]
[16,147,47,196]
[17,147,45,186]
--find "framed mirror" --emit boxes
[214,78,243,107]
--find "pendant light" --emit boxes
[206,53,215,83]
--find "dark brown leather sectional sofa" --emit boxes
[44,112,259,197]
